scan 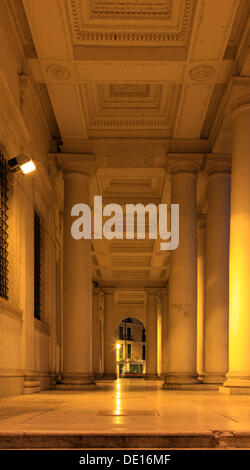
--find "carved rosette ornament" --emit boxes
[47,63,71,80]
[189,65,215,81]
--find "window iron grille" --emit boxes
[0,152,9,300]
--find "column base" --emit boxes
[145,374,160,380]
[163,373,201,390]
[102,373,117,380]
[163,383,217,391]
[158,373,166,379]
[94,373,104,380]
[201,373,226,385]
[23,375,40,395]
[219,374,250,395]
[219,386,250,395]
[56,374,96,390]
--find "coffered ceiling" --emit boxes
[5,0,250,285]
[17,0,248,143]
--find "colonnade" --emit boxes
[56,100,250,394]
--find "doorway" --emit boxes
[116,317,146,378]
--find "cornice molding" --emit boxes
[0,298,23,322]
[34,318,50,336]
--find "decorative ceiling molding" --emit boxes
[88,0,172,20]
[67,0,195,47]
[80,81,181,133]
[110,83,150,98]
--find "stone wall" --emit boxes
[0,1,63,398]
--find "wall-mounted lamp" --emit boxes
[8,154,36,175]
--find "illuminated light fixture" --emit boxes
[20,160,36,174]
[116,343,121,350]
[8,154,36,174]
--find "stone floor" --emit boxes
[1,379,250,448]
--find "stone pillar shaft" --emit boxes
[57,154,95,389]
[203,159,230,385]
[146,289,158,379]
[161,288,168,377]
[221,102,250,394]
[197,217,206,380]
[164,155,202,389]
[103,289,116,379]
[92,288,104,378]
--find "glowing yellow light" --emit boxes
[20,160,36,175]
[116,343,121,350]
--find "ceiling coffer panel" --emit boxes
[67,0,195,46]
[80,82,181,132]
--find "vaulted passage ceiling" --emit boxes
[8,0,250,285]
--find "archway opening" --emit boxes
[116,317,146,378]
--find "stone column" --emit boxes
[157,292,162,377]
[220,98,250,394]
[57,154,96,389]
[197,216,206,380]
[103,288,116,379]
[161,287,169,377]
[92,287,104,378]
[164,154,202,389]
[203,157,230,386]
[146,288,158,379]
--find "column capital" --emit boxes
[56,153,96,176]
[145,287,160,296]
[166,153,203,175]
[205,154,231,176]
[160,286,168,296]
[92,285,104,296]
[103,287,116,296]
[198,214,207,230]
[231,93,250,119]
